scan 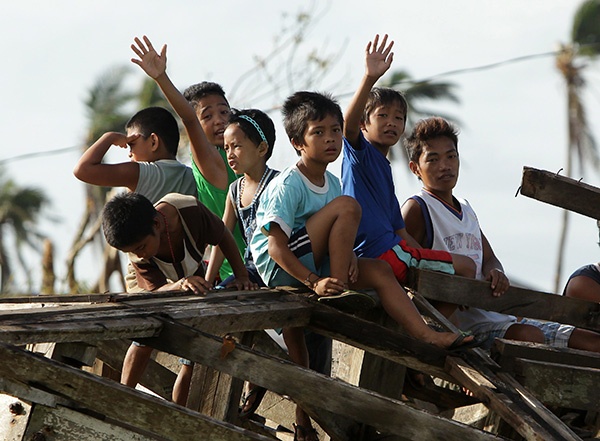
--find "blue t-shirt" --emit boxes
[250,165,342,286]
[341,132,404,258]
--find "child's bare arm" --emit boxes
[218,227,255,290]
[344,34,394,148]
[267,224,345,296]
[400,198,427,246]
[205,197,237,285]
[73,132,140,190]
[481,231,509,296]
[131,36,228,190]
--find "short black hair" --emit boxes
[228,108,276,161]
[183,81,229,110]
[282,91,343,155]
[404,117,459,163]
[363,87,408,124]
[125,107,180,156]
[102,192,156,249]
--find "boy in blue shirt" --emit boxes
[250,91,474,440]
[342,34,475,286]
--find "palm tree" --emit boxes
[554,0,600,292]
[0,169,49,294]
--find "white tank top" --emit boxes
[415,189,514,331]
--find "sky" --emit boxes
[1,0,600,294]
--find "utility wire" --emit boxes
[2,43,598,165]
[0,145,80,165]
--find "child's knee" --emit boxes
[333,195,361,219]
[504,323,544,343]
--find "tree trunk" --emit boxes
[41,238,56,295]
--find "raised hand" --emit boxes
[365,34,394,79]
[130,35,167,79]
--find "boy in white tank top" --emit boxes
[402,117,600,354]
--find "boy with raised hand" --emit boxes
[131,35,244,281]
[250,91,475,440]
[342,34,475,286]
[102,191,253,405]
[402,116,600,353]
[73,106,196,201]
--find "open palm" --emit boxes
[131,36,167,80]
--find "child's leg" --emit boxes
[351,258,472,349]
[282,327,316,435]
[173,362,193,405]
[121,343,154,387]
[305,195,361,284]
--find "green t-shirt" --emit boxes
[191,148,245,280]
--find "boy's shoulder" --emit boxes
[158,192,199,210]
[343,131,372,153]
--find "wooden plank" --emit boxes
[141,318,502,441]
[95,339,177,400]
[513,358,600,411]
[25,404,158,441]
[0,343,272,441]
[308,306,454,382]
[520,166,600,219]
[445,357,580,441]
[0,393,30,441]
[0,297,312,345]
[414,293,582,441]
[492,338,600,371]
[409,269,600,331]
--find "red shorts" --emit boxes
[377,240,454,283]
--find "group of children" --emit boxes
[74,34,600,441]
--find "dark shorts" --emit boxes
[267,226,331,287]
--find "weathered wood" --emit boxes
[408,269,600,331]
[0,343,272,441]
[520,166,600,220]
[0,296,312,345]
[414,293,582,441]
[25,403,158,440]
[0,393,30,441]
[95,339,177,400]
[308,306,455,382]
[0,305,163,345]
[492,338,600,371]
[141,318,502,441]
[445,357,580,441]
[513,358,600,411]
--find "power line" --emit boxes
[0,145,80,165]
[2,44,598,165]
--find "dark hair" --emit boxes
[404,117,459,163]
[228,109,276,161]
[363,87,408,124]
[183,81,229,110]
[125,107,180,156]
[282,91,344,155]
[102,192,156,249]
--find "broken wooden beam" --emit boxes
[492,338,600,371]
[520,166,600,219]
[0,343,272,441]
[140,317,502,441]
[512,358,600,411]
[408,269,600,331]
[0,292,312,345]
